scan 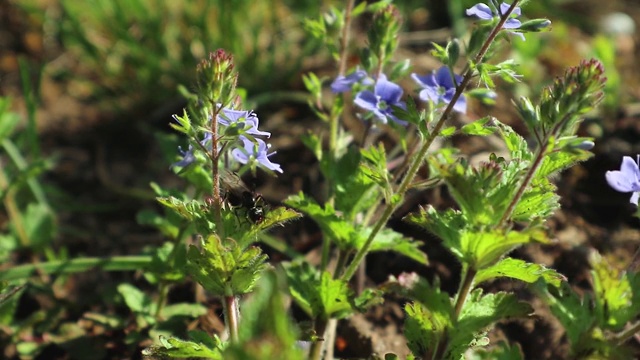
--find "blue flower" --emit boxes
[606,155,640,205]
[354,74,406,125]
[412,66,467,114]
[232,136,283,173]
[466,2,524,40]
[218,108,270,138]
[331,69,370,93]
[172,145,196,168]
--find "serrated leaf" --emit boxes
[440,126,456,137]
[447,290,532,357]
[511,178,560,222]
[537,144,593,178]
[284,262,353,320]
[0,284,25,325]
[590,252,640,330]
[186,235,268,296]
[460,228,549,269]
[475,257,565,288]
[536,282,595,347]
[241,207,301,246]
[495,122,532,161]
[284,193,359,250]
[402,277,454,358]
[142,335,222,359]
[461,117,496,136]
[367,228,428,265]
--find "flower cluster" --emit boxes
[606,155,640,205]
[173,107,282,173]
[331,65,467,125]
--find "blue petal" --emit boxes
[500,2,521,17]
[606,156,640,192]
[375,75,403,103]
[411,73,437,88]
[466,3,493,19]
[354,90,378,112]
[503,18,522,29]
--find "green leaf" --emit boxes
[367,228,428,265]
[0,97,20,142]
[241,206,302,246]
[284,262,353,319]
[223,270,303,359]
[590,251,640,330]
[284,193,359,250]
[0,284,25,325]
[407,207,548,269]
[186,235,268,296]
[447,290,533,357]
[160,303,207,319]
[118,283,157,316]
[142,335,222,359]
[440,125,456,137]
[466,341,524,360]
[511,178,560,222]
[21,203,56,250]
[460,228,549,269]
[402,277,454,358]
[460,117,497,136]
[537,142,593,178]
[535,282,594,347]
[475,257,566,288]
[426,151,527,227]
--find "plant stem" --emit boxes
[611,319,640,345]
[155,281,170,318]
[210,104,224,237]
[453,267,477,316]
[321,0,356,274]
[223,295,239,342]
[309,318,329,360]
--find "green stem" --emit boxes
[309,318,329,360]
[611,319,640,346]
[155,282,170,318]
[321,0,356,275]
[453,267,477,317]
[0,256,153,281]
[223,295,239,342]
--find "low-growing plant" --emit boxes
[3,1,640,359]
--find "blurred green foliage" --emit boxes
[20,0,316,110]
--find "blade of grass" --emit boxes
[0,255,153,281]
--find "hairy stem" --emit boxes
[223,295,239,342]
[309,318,329,360]
[322,0,356,274]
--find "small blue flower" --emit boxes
[232,136,283,173]
[412,66,467,114]
[466,2,525,40]
[354,74,406,125]
[331,69,369,93]
[218,108,271,137]
[606,155,640,205]
[172,145,196,168]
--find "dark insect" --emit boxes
[219,170,267,223]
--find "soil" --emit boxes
[1,1,640,359]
